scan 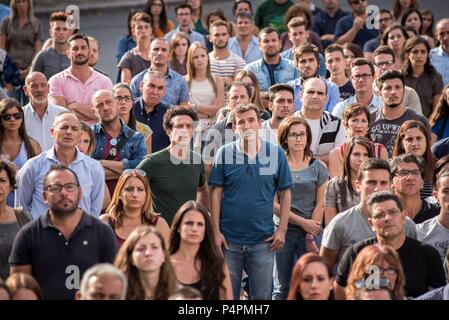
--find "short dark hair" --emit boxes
[43,165,80,189]
[163,106,198,132]
[367,191,403,216]
[373,45,395,62]
[230,103,261,126]
[351,58,375,76]
[268,84,294,102]
[357,158,391,181]
[235,12,253,23]
[390,154,425,179]
[377,70,405,90]
[295,43,320,67]
[68,33,89,48]
[49,11,68,24]
[175,3,192,15]
[232,0,253,16]
[324,44,345,57]
[258,27,279,41]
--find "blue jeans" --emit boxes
[272,227,322,300]
[224,241,274,300]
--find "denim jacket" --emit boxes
[91,120,147,169]
[245,57,299,91]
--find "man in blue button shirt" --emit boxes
[209,103,292,300]
[133,70,170,153]
[164,3,205,47]
[430,18,449,86]
[228,12,263,64]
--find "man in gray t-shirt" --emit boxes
[417,169,449,262]
[321,158,417,270]
[30,12,73,80]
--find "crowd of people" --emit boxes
[0,0,448,301]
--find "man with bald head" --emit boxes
[129,38,189,106]
[91,89,146,195]
[23,71,66,151]
[430,18,449,86]
[16,112,105,218]
[294,77,346,166]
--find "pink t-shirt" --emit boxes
[48,67,113,106]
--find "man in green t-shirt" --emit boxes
[137,107,208,225]
[254,0,294,34]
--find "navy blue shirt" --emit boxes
[312,8,350,48]
[431,137,449,160]
[133,98,170,152]
[9,211,117,300]
[334,14,379,49]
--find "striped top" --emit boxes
[209,52,246,79]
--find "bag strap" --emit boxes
[13,207,31,227]
[106,130,135,160]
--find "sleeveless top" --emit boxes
[179,279,220,300]
[189,78,217,132]
[107,215,159,248]
[6,142,27,207]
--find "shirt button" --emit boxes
[58,233,62,236]
[65,242,68,246]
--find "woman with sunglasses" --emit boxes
[169,201,232,300]
[113,83,152,154]
[346,244,406,300]
[115,226,178,299]
[0,98,40,206]
[100,169,169,248]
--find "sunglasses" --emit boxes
[1,112,23,121]
[123,169,147,177]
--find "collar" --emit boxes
[45,146,85,164]
[41,210,93,230]
[138,97,165,116]
[434,46,449,56]
[64,67,97,83]
[92,119,134,138]
[175,25,193,35]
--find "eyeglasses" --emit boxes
[374,61,394,68]
[114,95,132,102]
[123,169,147,177]
[1,112,23,121]
[349,0,366,4]
[395,169,421,178]
[377,266,399,276]
[287,132,307,140]
[351,73,372,81]
[45,183,79,193]
[379,17,392,23]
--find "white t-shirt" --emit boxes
[417,216,449,263]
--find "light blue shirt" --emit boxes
[245,57,299,92]
[16,147,105,219]
[430,46,449,86]
[332,93,383,118]
[280,47,327,78]
[287,77,340,112]
[165,27,205,47]
[130,68,189,106]
[228,36,262,64]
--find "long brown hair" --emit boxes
[115,226,178,300]
[0,98,38,159]
[429,83,449,128]
[402,36,435,76]
[185,42,217,94]
[287,253,333,300]
[392,119,435,182]
[169,32,190,74]
[169,200,226,299]
[106,171,158,228]
[346,244,406,300]
[235,70,265,111]
[278,116,312,160]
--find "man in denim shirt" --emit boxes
[228,12,262,64]
[246,27,299,104]
[91,89,147,195]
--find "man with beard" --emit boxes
[209,21,246,88]
[333,191,445,299]
[287,43,340,112]
[430,18,449,86]
[48,34,113,124]
[209,103,292,300]
[16,112,105,219]
[368,70,430,156]
[335,0,379,49]
[23,71,66,151]
[137,107,208,225]
[10,165,117,300]
[30,11,73,80]
[129,38,189,106]
[246,27,298,102]
[228,12,263,64]
[91,89,147,196]
[260,84,295,144]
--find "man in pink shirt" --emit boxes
[48,34,113,124]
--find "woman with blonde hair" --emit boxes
[115,226,178,300]
[185,42,224,137]
[346,244,406,300]
[100,170,169,248]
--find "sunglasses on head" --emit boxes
[1,112,23,121]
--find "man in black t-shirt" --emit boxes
[334,191,445,299]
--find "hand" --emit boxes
[353,16,366,30]
[266,228,285,251]
[19,68,29,80]
[320,34,335,42]
[301,219,321,236]
[215,232,228,255]
[3,82,13,93]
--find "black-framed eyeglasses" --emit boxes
[45,183,79,193]
[1,112,23,121]
[114,95,132,102]
[123,169,147,177]
[287,132,307,140]
[395,169,421,178]
[374,61,394,68]
[351,73,372,81]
